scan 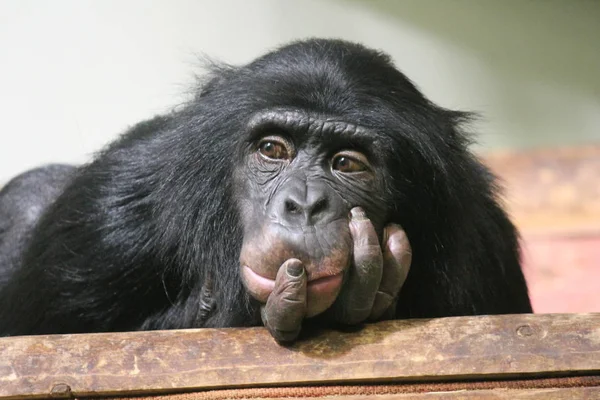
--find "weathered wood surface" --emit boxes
[1,313,599,399]
[483,144,600,236]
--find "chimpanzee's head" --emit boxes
[230,40,432,317]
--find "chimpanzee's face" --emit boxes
[235,108,390,317]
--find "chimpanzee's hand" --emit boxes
[261,207,411,342]
[330,207,411,324]
[260,258,307,343]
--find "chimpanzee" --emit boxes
[0,39,532,342]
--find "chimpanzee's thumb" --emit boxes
[261,259,307,343]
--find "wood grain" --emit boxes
[1,313,599,399]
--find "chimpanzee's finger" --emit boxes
[261,258,307,342]
[332,207,383,325]
[368,224,412,320]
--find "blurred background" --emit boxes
[0,0,598,312]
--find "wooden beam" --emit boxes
[1,313,599,399]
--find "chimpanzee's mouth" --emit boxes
[241,265,274,302]
[241,265,344,294]
[240,264,344,317]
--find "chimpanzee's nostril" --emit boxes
[279,185,337,225]
[311,198,328,216]
[285,200,301,214]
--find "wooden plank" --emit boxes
[1,313,599,399]
[483,145,600,236]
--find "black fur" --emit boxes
[0,39,531,336]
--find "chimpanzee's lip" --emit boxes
[241,265,344,304]
[241,265,275,302]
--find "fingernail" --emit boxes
[350,207,368,221]
[286,262,304,277]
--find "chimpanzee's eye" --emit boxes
[257,137,292,161]
[332,151,369,173]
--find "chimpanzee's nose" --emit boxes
[274,181,342,226]
[284,195,328,223]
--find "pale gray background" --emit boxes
[1,0,599,183]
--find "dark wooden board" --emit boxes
[1,313,599,399]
